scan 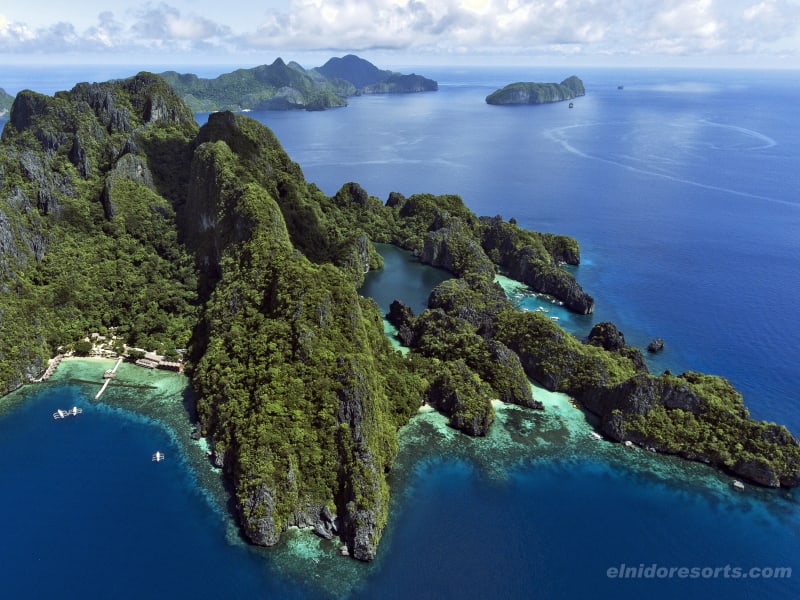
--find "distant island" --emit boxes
[486,76,585,105]
[159,54,438,112]
[0,87,14,116]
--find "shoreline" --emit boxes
[31,351,184,385]
[5,356,795,598]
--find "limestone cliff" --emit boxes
[581,373,800,487]
[480,216,594,314]
[186,112,409,560]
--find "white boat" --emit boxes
[732,480,745,491]
[152,451,165,462]
[53,406,82,419]
[589,431,603,441]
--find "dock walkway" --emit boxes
[95,357,124,400]
[33,354,64,383]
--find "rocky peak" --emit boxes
[70,73,195,133]
[588,322,627,351]
[8,91,51,133]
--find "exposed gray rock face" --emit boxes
[0,189,47,278]
[69,74,196,133]
[340,449,385,561]
[487,340,541,409]
[145,92,185,124]
[587,322,648,373]
[588,322,627,351]
[0,208,17,275]
[100,154,155,220]
[427,276,507,335]
[743,426,800,487]
[18,149,74,216]
[385,191,406,210]
[112,153,154,188]
[427,360,494,436]
[240,482,280,546]
[9,92,50,132]
[335,356,387,561]
[212,444,225,469]
[480,216,594,314]
[580,374,800,487]
[386,299,415,346]
[238,480,339,545]
[337,357,369,443]
[421,218,495,278]
[69,135,91,178]
[581,374,707,431]
[36,130,67,156]
[6,186,32,213]
[71,83,133,132]
[732,457,781,488]
[338,232,374,286]
[299,504,338,540]
[505,247,594,314]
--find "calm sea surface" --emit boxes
[1,66,798,599]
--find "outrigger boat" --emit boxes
[53,406,82,420]
[152,451,165,462]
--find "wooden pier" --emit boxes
[34,354,64,383]
[95,357,123,400]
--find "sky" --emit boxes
[1,0,799,69]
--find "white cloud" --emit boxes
[0,0,799,65]
[131,3,230,41]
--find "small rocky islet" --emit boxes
[0,71,797,566]
[486,75,585,105]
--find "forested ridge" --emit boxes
[160,54,438,112]
[1,72,798,563]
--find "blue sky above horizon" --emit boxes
[1,0,799,70]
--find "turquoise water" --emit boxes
[244,67,800,434]
[360,243,452,315]
[1,66,799,598]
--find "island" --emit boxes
[0,87,14,116]
[159,54,438,112]
[486,75,585,105]
[0,73,797,563]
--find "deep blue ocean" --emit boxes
[1,65,798,599]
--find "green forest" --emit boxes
[0,72,797,562]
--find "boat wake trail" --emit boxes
[544,122,793,207]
